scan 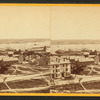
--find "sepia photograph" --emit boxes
[1,5,100,95]
[50,6,100,93]
[0,6,51,93]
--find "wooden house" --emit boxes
[49,60,71,79]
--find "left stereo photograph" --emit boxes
[0,6,51,93]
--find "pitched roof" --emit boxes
[3,57,18,62]
[0,56,18,62]
[78,58,94,62]
[49,60,71,65]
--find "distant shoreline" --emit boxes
[0,38,50,44]
[51,39,100,45]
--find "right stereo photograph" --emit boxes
[50,6,100,93]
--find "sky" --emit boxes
[51,6,100,40]
[0,6,100,40]
[0,6,50,39]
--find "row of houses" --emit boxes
[0,46,49,65]
[0,46,50,74]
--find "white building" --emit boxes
[49,60,71,79]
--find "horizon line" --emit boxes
[52,39,100,40]
[0,38,50,40]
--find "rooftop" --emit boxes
[49,60,71,65]
[0,56,18,62]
